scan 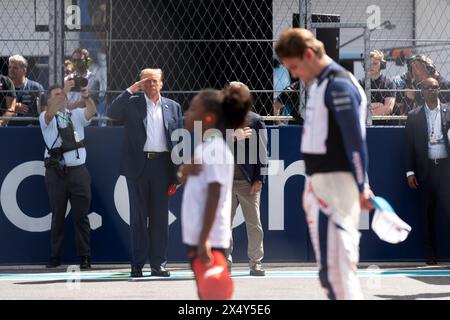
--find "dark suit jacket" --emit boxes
[234,111,268,184]
[108,90,183,182]
[405,103,450,182]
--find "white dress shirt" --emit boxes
[425,102,447,160]
[406,102,448,178]
[143,94,168,152]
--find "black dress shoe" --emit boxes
[426,258,437,265]
[80,256,91,269]
[151,266,171,277]
[46,257,61,268]
[130,268,143,278]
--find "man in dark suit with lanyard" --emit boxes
[108,68,183,277]
[405,77,450,265]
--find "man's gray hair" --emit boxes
[140,68,163,81]
[9,54,28,69]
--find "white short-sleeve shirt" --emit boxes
[39,108,91,167]
[181,136,234,249]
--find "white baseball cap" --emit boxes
[370,196,412,244]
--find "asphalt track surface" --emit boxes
[1,262,450,300]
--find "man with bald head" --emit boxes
[109,68,183,277]
[405,77,450,265]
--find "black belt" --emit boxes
[49,163,85,176]
[65,163,86,170]
[144,151,168,160]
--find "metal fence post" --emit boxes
[297,0,308,119]
[48,0,64,86]
[364,26,372,126]
[48,0,56,85]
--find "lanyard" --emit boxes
[427,107,440,137]
[50,112,72,149]
[56,111,73,125]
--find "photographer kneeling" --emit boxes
[39,79,97,269]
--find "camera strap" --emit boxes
[43,134,60,155]
[55,112,82,159]
[43,116,61,155]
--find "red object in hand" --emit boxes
[168,184,177,196]
[192,251,233,300]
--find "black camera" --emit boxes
[44,156,61,169]
[69,76,89,92]
[44,148,63,169]
[44,147,67,176]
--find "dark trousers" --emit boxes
[126,153,171,270]
[419,159,450,259]
[45,164,91,258]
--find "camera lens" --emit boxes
[79,77,88,88]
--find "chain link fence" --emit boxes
[309,0,450,125]
[0,0,49,124]
[1,0,450,126]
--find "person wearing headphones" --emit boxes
[409,54,450,107]
[359,50,396,116]
[394,54,450,114]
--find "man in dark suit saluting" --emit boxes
[405,77,450,265]
[108,68,183,277]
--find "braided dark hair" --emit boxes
[197,86,251,132]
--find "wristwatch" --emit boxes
[82,95,90,100]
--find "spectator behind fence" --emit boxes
[90,52,107,100]
[273,54,304,125]
[108,68,184,278]
[40,80,97,269]
[8,54,45,126]
[0,74,16,127]
[39,60,76,111]
[273,81,304,125]
[64,60,74,77]
[392,68,414,115]
[405,77,450,266]
[223,81,268,276]
[359,50,395,116]
[89,52,108,126]
[394,54,450,115]
[66,48,100,109]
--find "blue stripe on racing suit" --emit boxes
[324,77,368,192]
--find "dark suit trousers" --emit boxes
[419,158,450,258]
[45,165,91,258]
[126,153,171,269]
